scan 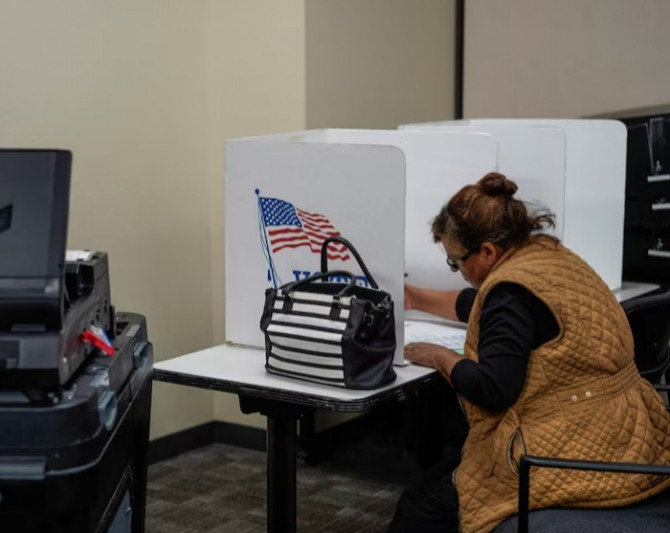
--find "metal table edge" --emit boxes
[152,368,440,412]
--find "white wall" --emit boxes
[464,0,670,117]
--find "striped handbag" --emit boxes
[260,236,397,389]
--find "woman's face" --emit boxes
[441,236,500,289]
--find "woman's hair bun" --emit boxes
[477,172,518,198]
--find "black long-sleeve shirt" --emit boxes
[450,283,559,412]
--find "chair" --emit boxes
[493,387,670,532]
[621,288,670,384]
[493,383,670,533]
[493,285,670,532]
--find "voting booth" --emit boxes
[224,122,627,366]
[400,119,628,292]
[225,129,498,365]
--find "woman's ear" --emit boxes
[480,242,499,265]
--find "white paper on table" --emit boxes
[404,320,466,354]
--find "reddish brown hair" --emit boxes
[431,172,556,251]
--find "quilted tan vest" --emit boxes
[454,237,670,533]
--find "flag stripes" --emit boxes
[258,196,351,261]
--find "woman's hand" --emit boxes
[404,342,463,381]
[404,342,442,367]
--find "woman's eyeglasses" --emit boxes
[446,250,475,272]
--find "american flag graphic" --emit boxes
[259,196,351,261]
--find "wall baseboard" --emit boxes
[148,421,266,465]
[149,402,406,466]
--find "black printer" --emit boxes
[0,149,153,533]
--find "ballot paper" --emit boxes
[404,320,466,355]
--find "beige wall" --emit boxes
[306,0,456,129]
[303,0,457,432]
[0,0,215,439]
[209,1,307,428]
[464,0,670,118]
[211,0,456,429]
[0,1,454,439]
[0,0,307,438]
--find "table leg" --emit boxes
[267,411,298,533]
[239,396,306,533]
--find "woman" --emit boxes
[388,172,670,533]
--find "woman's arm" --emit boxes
[404,284,462,322]
[450,283,556,411]
[406,283,556,411]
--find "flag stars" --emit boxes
[261,198,303,227]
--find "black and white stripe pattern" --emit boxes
[265,290,352,387]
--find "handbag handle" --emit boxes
[320,236,379,290]
[282,270,358,297]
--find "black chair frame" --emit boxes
[621,289,670,384]
[516,384,670,533]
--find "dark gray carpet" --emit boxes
[145,435,420,532]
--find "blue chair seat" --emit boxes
[494,486,670,532]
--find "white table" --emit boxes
[153,344,438,533]
[614,281,660,302]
